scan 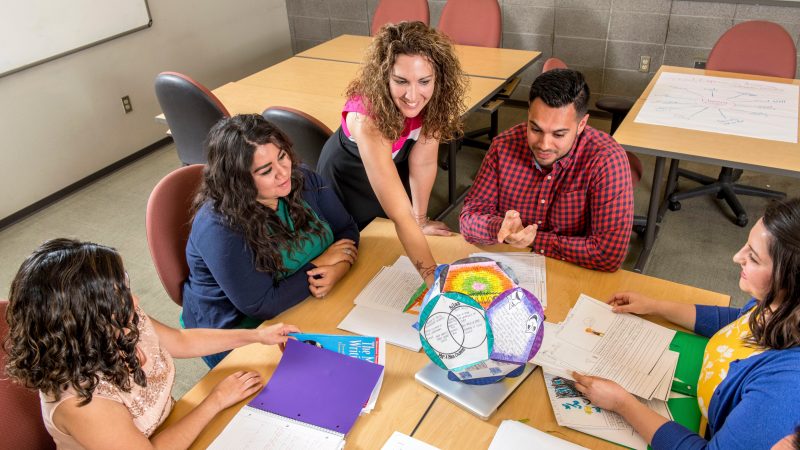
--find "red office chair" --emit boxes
[0,299,56,450]
[666,21,793,226]
[542,57,567,73]
[438,0,503,156]
[371,0,429,36]
[438,0,501,48]
[146,164,205,306]
[262,106,332,170]
[155,72,230,165]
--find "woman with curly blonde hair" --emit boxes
[318,21,467,284]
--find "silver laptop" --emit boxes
[415,362,536,420]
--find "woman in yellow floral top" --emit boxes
[571,197,800,450]
[4,239,300,449]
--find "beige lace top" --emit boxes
[40,309,176,449]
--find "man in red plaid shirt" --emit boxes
[460,69,633,271]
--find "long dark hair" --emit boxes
[749,197,800,349]
[196,114,328,278]
[4,239,145,405]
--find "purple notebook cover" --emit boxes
[247,338,384,434]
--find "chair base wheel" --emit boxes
[668,201,681,211]
[735,215,748,227]
[633,225,647,236]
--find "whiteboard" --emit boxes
[1,0,151,77]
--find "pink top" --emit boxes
[341,96,423,158]
[40,309,176,449]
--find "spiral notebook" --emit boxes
[209,339,384,449]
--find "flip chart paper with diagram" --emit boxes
[486,287,544,364]
[635,72,799,143]
[419,292,492,371]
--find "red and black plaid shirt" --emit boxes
[460,124,633,271]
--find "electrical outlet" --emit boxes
[121,95,133,113]
[639,55,651,73]
[694,60,706,69]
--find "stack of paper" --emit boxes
[470,252,547,308]
[531,294,678,401]
[542,370,672,450]
[338,257,424,351]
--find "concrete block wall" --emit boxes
[285,0,800,105]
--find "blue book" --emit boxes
[290,333,382,364]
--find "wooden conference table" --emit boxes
[297,34,537,81]
[161,218,729,449]
[614,65,800,272]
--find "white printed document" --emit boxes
[338,258,423,351]
[543,370,672,450]
[381,431,440,450]
[531,295,677,400]
[488,419,589,450]
[635,71,799,143]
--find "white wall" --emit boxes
[0,0,292,219]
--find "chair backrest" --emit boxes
[262,106,333,170]
[371,0,430,35]
[542,57,567,73]
[0,299,56,450]
[438,0,501,48]
[154,72,230,165]
[146,164,205,306]
[707,21,796,79]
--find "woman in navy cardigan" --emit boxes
[572,197,800,449]
[182,114,359,367]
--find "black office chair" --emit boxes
[262,106,333,170]
[155,72,229,165]
[664,21,793,227]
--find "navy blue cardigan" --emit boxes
[181,167,359,330]
[651,298,800,449]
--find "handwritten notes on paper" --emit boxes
[420,292,492,371]
[532,294,677,400]
[486,287,544,364]
[636,72,799,143]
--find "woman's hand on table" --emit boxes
[256,322,300,346]
[311,239,358,267]
[208,371,264,412]
[572,372,634,413]
[307,262,351,298]
[608,291,659,315]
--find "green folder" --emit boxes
[669,331,710,397]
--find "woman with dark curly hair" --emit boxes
[572,197,800,449]
[318,21,467,285]
[5,238,299,448]
[182,114,359,367]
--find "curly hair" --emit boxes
[4,239,144,405]
[195,114,329,278]
[748,197,800,349]
[346,21,467,142]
